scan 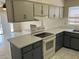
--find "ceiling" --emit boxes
[0,0,5,8]
[0,0,5,3]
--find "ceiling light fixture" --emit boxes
[3,3,6,8]
[2,3,6,11]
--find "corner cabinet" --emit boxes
[64,32,71,48]
[55,32,64,52]
[64,31,79,51]
[10,40,43,59]
[6,0,34,22]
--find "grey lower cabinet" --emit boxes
[33,47,43,59]
[64,31,79,51]
[55,31,79,52]
[23,51,33,59]
[71,37,79,50]
[10,41,43,59]
[64,35,71,48]
[55,32,64,52]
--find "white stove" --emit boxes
[34,32,56,59]
[30,25,56,59]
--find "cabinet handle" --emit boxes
[24,14,27,19]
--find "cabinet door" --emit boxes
[71,37,79,50]
[64,35,71,48]
[54,7,60,18]
[49,6,55,18]
[23,51,33,59]
[33,47,43,59]
[59,7,63,18]
[34,3,42,17]
[42,5,48,17]
[56,32,63,52]
[13,1,34,22]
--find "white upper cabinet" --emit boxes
[34,4,49,17]
[54,7,60,18]
[49,6,55,18]
[13,1,34,22]
[49,6,63,19]
[6,0,64,22]
[59,7,63,18]
[6,0,34,22]
[34,3,42,17]
[42,5,48,17]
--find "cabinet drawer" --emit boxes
[64,31,79,38]
[70,33,79,38]
[22,45,32,54]
[33,41,42,49]
[56,32,63,37]
[64,31,71,36]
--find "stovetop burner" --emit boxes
[34,32,53,38]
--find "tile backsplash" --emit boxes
[18,17,66,33]
[42,17,66,30]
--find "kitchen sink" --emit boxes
[34,32,53,38]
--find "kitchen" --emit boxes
[0,0,79,59]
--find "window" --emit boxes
[68,7,79,25]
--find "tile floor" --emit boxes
[0,35,79,59]
[0,35,11,59]
[51,48,79,59]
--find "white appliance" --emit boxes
[30,24,56,59]
[43,35,56,59]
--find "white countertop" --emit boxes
[2,31,32,40]
[8,27,75,49]
[9,34,42,48]
[45,27,74,35]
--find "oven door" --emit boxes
[43,36,56,56]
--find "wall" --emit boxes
[64,0,79,7]
[16,17,65,33]
[21,20,42,33]
[42,17,66,30]
[63,18,79,29]
[13,23,22,32]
